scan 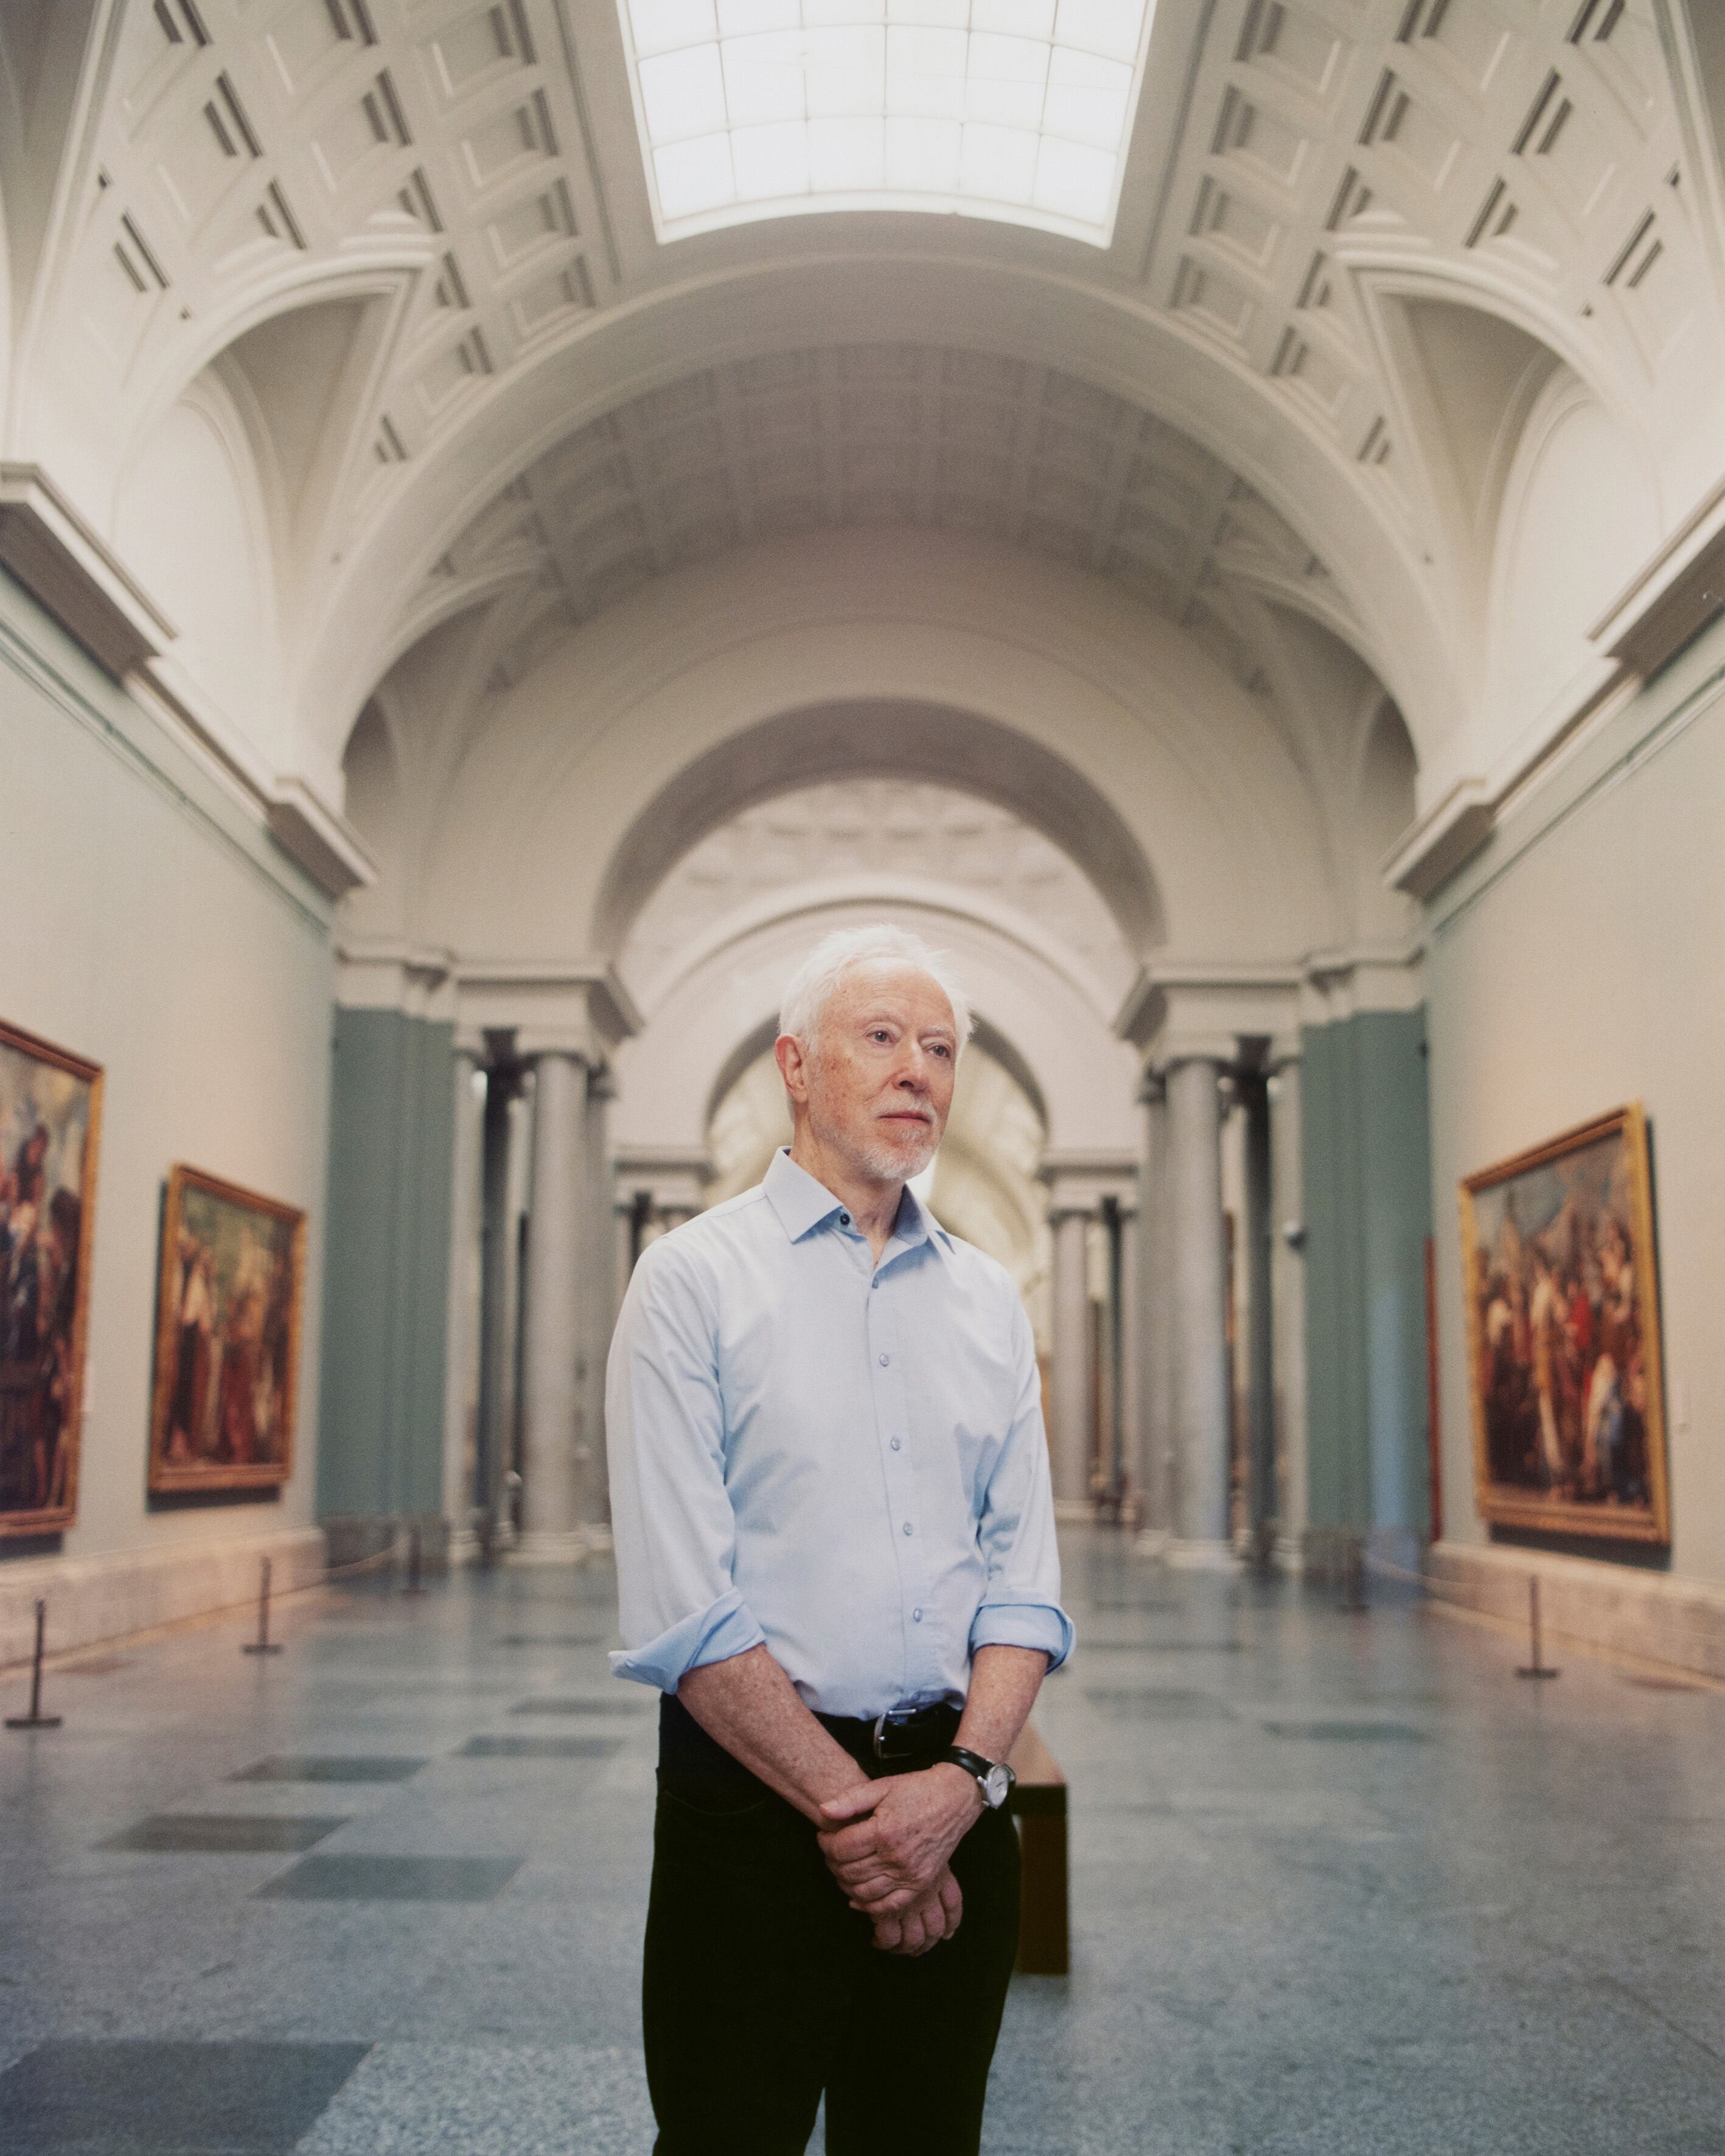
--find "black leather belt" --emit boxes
[816,1701,961,1764]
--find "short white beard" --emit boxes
[852,1125,939,1185]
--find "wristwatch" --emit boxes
[940,1745,1016,1810]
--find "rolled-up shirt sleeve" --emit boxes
[606,1237,766,1692]
[968,1296,1075,1671]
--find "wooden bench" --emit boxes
[1006,1722,1068,1975]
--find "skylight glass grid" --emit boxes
[620,0,1159,247]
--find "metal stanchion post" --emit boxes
[242,1557,285,1656]
[5,1600,63,1729]
[1515,1576,1559,1680]
[1342,1533,1368,1613]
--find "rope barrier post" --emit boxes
[5,1599,63,1730]
[403,1523,426,1597]
[1342,1533,1368,1614]
[1515,1575,1559,1680]
[242,1557,285,1656]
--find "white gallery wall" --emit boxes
[1427,612,1725,1636]
[0,571,332,1660]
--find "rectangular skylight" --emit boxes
[619,0,1159,248]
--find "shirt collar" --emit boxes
[762,1148,952,1254]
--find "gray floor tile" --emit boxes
[1260,1720,1429,1741]
[9,1533,1725,2153]
[291,2042,654,2155]
[255,1855,524,1902]
[102,1815,349,1854]
[229,1759,428,1784]
[0,2039,369,2153]
[456,1734,622,1759]
[506,1697,646,1715]
[1082,1687,1238,1720]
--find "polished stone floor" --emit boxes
[3,1530,1724,2153]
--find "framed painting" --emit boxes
[1459,1104,1669,1544]
[0,1019,102,1537]
[148,1166,304,1496]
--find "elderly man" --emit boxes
[607,923,1072,2156]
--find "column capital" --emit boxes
[456,961,642,1061]
[1039,1151,1136,1219]
[1150,1037,1239,1078]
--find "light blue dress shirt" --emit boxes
[607,1148,1073,1718]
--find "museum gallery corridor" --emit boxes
[2,1532,1723,2156]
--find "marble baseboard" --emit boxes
[0,1525,326,1670]
[1427,1539,1725,1681]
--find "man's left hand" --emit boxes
[817,1765,983,1914]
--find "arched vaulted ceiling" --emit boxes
[1,0,1721,899]
[424,339,1358,697]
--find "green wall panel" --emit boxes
[318,1008,454,1523]
[1302,1009,1433,1537]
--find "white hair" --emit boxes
[778,926,975,1051]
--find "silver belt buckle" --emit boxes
[872,1708,915,1760]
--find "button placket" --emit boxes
[868,1262,930,1695]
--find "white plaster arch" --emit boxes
[301,252,1460,764]
[411,526,1339,969]
[111,365,285,762]
[598,708,1163,964]
[1486,368,1664,730]
[610,898,1139,1158]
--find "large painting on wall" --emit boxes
[0,1019,102,1538]
[1460,1105,1669,1544]
[148,1166,304,1496]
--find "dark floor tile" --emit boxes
[101,1815,347,1854]
[228,1757,427,1784]
[492,1633,607,1648]
[0,2039,369,2153]
[254,1854,523,1902]
[1084,1688,1238,1720]
[507,1698,644,1715]
[1261,1720,1429,1742]
[457,1734,622,1758]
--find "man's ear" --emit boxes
[775,1032,810,1106]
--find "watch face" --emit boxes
[983,1764,1012,1809]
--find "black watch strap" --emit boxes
[940,1745,1015,1807]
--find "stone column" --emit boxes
[1048,1200,1095,1514]
[518,1050,588,1558]
[1241,1068,1277,1557]
[1135,1072,1172,1548]
[577,1064,615,1537]
[1116,1190,1141,1521]
[1166,1053,1233,1560]
[1269,1045,1308,1568]
[441,1045,483,1558]
[475,1057,520,1542]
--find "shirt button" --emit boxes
[913,1608,924,1623]
[840,1212,850,1226]
[890,1437,901,1451]
[879,1353,890,1366]
[902,1521,913,1537]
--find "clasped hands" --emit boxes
[817,1762,983,1958]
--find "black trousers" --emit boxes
[644,1695,1021,2156]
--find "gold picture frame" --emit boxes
[1459,1104,1669,1544]
[0,1018,103,1538]
[148,1165,304,1497]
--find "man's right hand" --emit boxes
[869,1865,963,1956]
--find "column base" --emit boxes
[1053,1498,1096,1524]
[582,1521,615,1557]
[1162,1538,1240,1571]
[509,1529,590,1567]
